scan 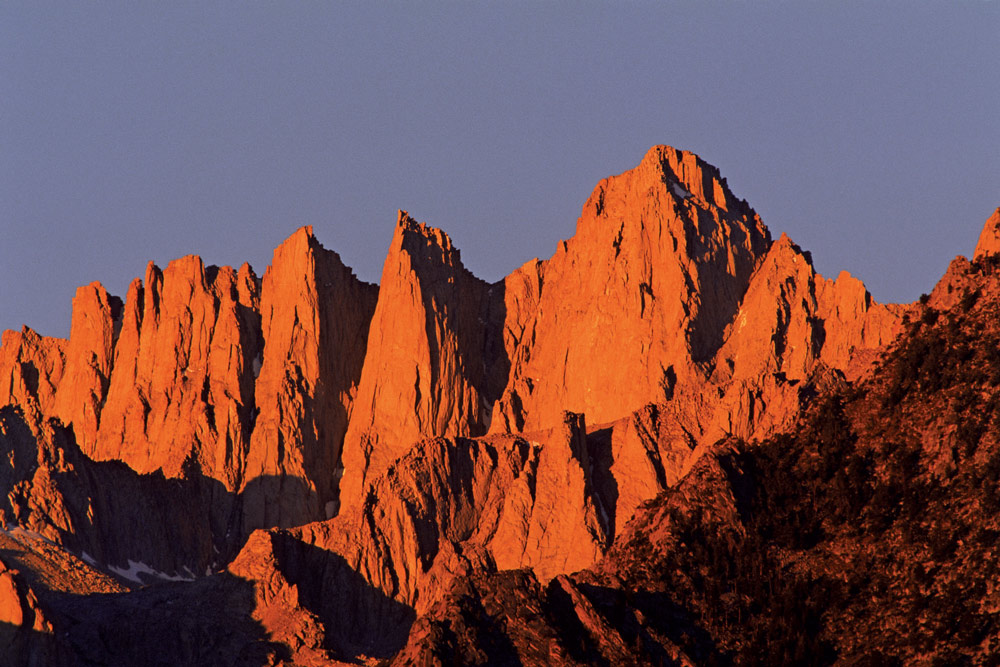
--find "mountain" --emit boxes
[0,145,994,665]
[392,246,1000,665]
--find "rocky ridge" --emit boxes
[390,243,1000,664]
[0,145,971,665]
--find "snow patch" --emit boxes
[108,560,197,585]
[671,182,691,199]
[252,353,262,379]
[81,551,97,566]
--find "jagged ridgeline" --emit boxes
[1,146,996,665]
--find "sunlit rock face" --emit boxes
[974,207,1000,260]
[241,226,377,531]
[492,145,773,434]
[85,255,261,488]
[338,211,505,513]
[0,327,66,427]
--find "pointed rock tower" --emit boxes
[338,211,506,512]
[974,207,1000,260]
[241,226,378,530]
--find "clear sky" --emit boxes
[2,2,998,337]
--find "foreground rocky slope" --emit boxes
[3,147,989,665]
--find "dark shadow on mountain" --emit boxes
[37,573,286,666]
[687,206,763,364]
[267,531,416,660]
[1,404,423,663]
[543,578,614,666]
[441,591,526,666]
[306,241,379,516]
[570,580,723,665]
[239,472,325,536]
[0,405,321,581]
[481,278,510,432]
[18,361,40,397]
[585,425,619,540]
[0,620,67,666]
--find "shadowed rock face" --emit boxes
[3,144,985,664]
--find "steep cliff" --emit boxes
[51,283,121,454]
[339,211,504,511]
[92,256,261,489]
[242,226,377,530]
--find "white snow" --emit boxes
[81,551,97,566]
[108,560,197,585]
[252,353,262,378]
[671,182,691,199]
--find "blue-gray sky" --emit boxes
[3,2,998,337]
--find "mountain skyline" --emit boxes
[2,143,998,664]
[3,2,999,338]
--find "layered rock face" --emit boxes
[702,233,907,443]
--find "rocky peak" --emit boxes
[394,209,463,271]
[632,144,749,214]
[973,207,1000,260]
[51,282,121,452]
[491,145,772,434]
[241,225,377,530]
[0,327,66,429]
[338,211,507,512]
